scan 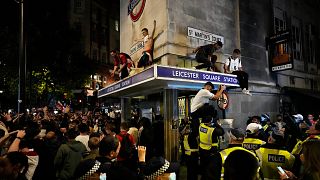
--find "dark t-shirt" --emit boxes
[200,44,215,56]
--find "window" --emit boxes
[291,18,301,60]
[274,8,287,33]
[115,20,119,32]
[102,52,107,64]
[92,49,98,61]
[92,24,97,42]
[74,0,83,13]
[290,76,295,85]
[101,28,106,45]
[305,24,316,64]
[74,22,82,36]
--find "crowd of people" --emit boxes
[0,108,178,180]
[179,82,320,180]
[1,83,319,180]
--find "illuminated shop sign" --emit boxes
[157,66,238,86]
[267,31,293,72]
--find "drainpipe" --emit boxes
[235,0,241,49]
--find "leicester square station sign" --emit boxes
[128,0,146,22]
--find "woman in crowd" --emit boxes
[279,140,320,180]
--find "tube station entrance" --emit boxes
[98,65,239,161]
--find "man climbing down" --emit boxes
[193,41,223,70]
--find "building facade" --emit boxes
[69,0,120,88]
[119,0,320,128]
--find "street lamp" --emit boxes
[15,0,26,116]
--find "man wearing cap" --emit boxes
[242,123,266,151]
[205,128,258,180]
[261,114,274,134]
[198,110,225,180]
[257,128,295,179]
[181,118,199,180]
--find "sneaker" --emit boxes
[242,88,252,96]
[191,67,196,70]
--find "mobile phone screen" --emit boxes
[277,166,288,178]
[100,173,106,180]
[277,166,285,174]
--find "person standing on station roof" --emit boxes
[193,41,223,70]
[224,49,251,96]
[137,20,156,68]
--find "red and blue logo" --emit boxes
[128,0,146,22]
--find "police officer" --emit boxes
[183,124,200,180]
[179,117,190,164]
[243,123,266,151]
[198,115,224,180]
[258,128,295,179]
[292,120,320,155]
[205,128,258,180]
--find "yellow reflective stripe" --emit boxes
[184,134,198,156]
[208,127,214,145]
[220,150,228,162]
[185,149,199,152]
[199,141,218,146]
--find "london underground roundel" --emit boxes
[128,0,146,22]
[217,91,229,110]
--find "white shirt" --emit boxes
[75,135,90,151]
[191,89,214,113]
[225,57,242,72]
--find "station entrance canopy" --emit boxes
[98,65,239,98]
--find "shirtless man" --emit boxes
[137,20,156,68]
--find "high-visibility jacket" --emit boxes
[220,146,257,179]
[263,124,269,131]
[242,138,266,151]
[183,135,199,156]
[292,134,320,155]
[258,147,295,180]
[199,123,219,150]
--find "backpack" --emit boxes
[119,133,137,159]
